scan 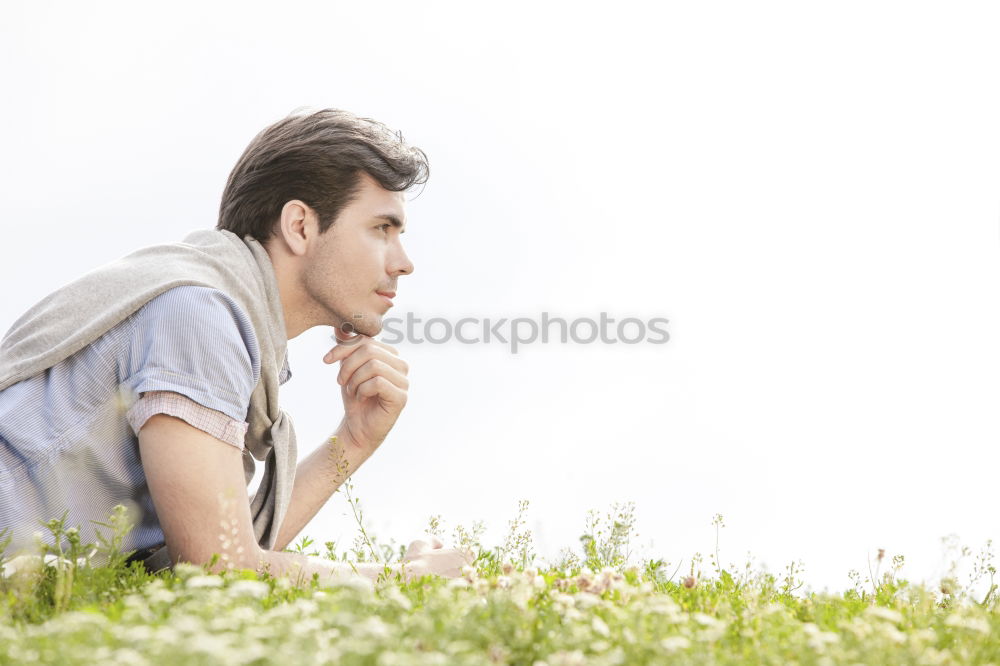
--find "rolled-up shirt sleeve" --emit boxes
[127,390,248,450]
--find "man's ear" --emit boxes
[277,200,318,257]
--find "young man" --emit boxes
[0,109,471,583]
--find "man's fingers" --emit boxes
[355,376,407,406]
[344,360,409,397]
[368,338,400,356]
[405,537,446,557]
[324,334,365,363]
[325,334,402,365]
[405,539,431,558]
[338,348,409,386]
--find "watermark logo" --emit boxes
[335,312,669,354]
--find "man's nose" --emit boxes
[393,243,415,276]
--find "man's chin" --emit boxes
[337,314,382,338]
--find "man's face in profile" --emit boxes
[302,171,414,338]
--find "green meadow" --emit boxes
[1,488,997,665]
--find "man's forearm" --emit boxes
[253,548,422,585]
[272,431,370,551]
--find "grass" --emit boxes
[1,489,998,665]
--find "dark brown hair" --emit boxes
[216,108,429,243]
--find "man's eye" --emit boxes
[377,224,391,233]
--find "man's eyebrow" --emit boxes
[374,214,406,234]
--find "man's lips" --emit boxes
[376,290,395,306]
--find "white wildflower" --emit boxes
[920,648,952,665]
[382,586,413,610]
[187,633,232,656]
[219,606,256,628]
[169,615,204,635]
[289,618,323,637]
[52,610,110,631]
[294,598,319,615]
[591,616,610,637]
[646,596,682,619]
[145,587,177,605]
[802,622,840,649]
[692,613,727,642]
[358,616,390,639]
[510,585,534,611]
[762,603,785,616]
[944,613,991,634]
[378,651,430,666]
[864,606,903,624]
[660,636,690,653]
[172,562,205,580]
[879,624,907,644]
[0,554,43,578]
[553,592,574,605]
[120,625,154,643]
[227,579,270,599]
[320,573,374,594]
[692,612,723,627]
[186,575,224,589]
[153,626,180,645]
[546,649,586,666]
[112,648,149,666]
[909,628,938,644]
[839,617,873,640]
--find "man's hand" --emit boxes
[323,327,409,459]
[400,537,475,580]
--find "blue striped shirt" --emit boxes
[0,286,291,558]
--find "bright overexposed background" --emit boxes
[2,1,999,593]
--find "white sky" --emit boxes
[2,0,999,593]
